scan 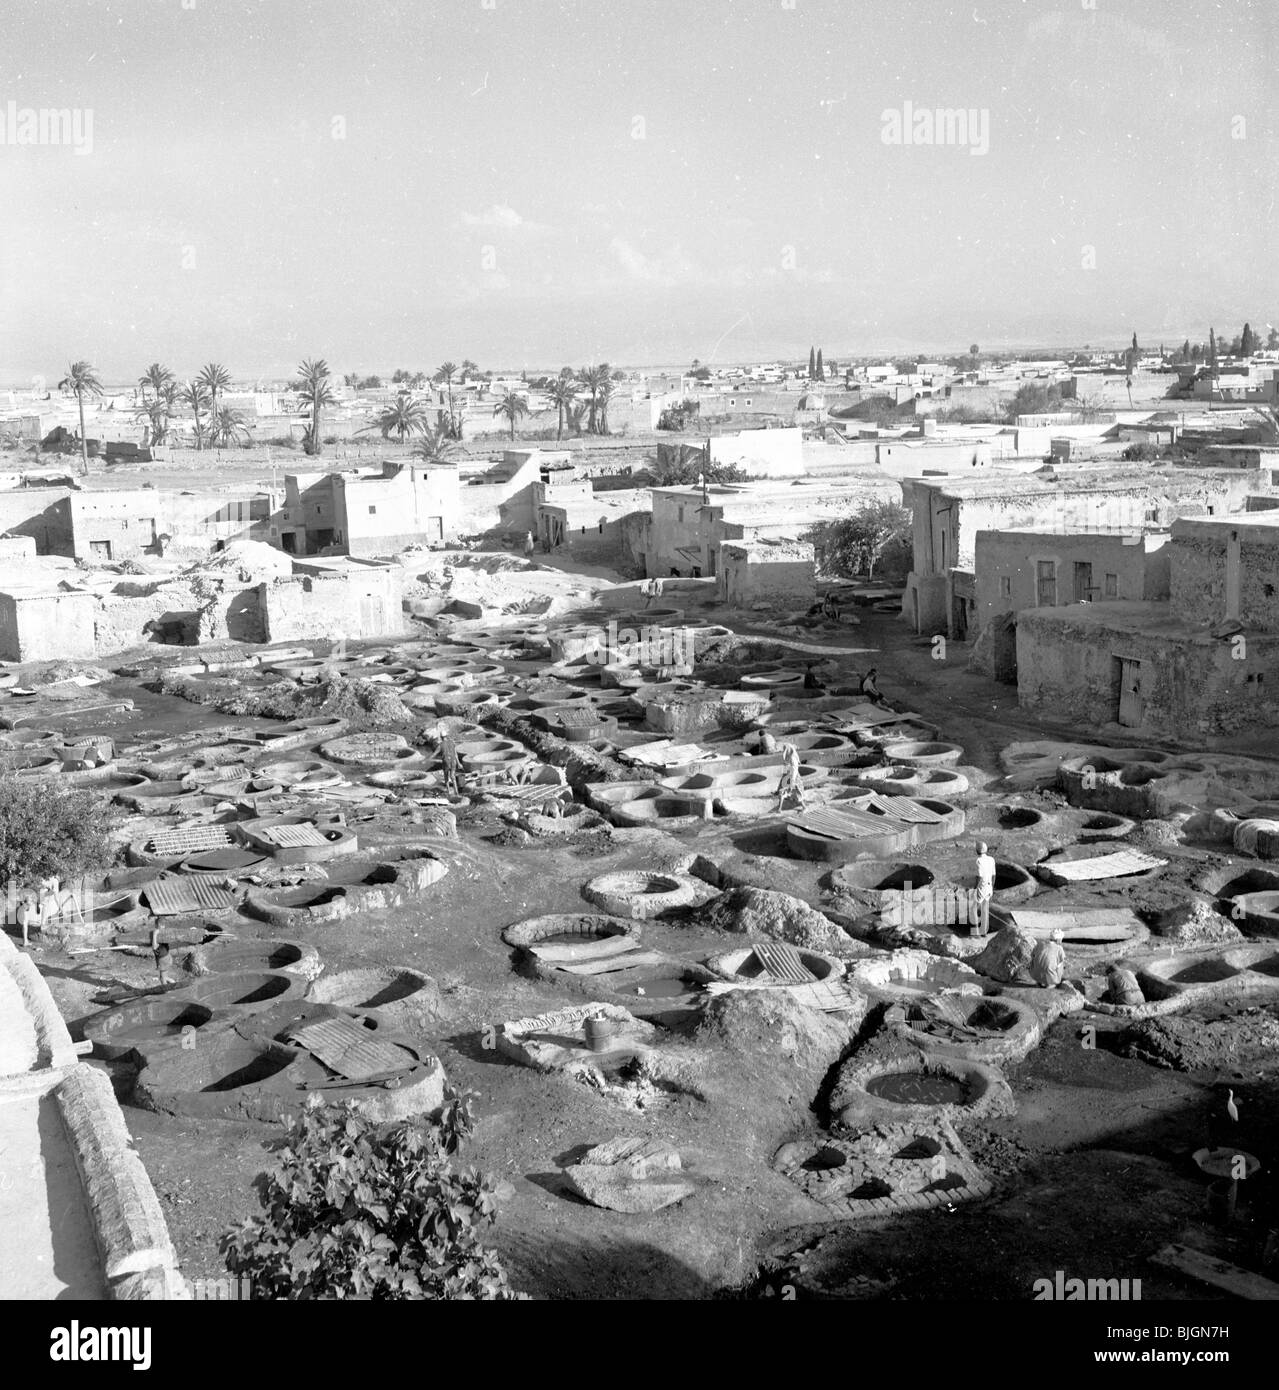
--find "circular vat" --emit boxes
[502,911,641,948]
[832,1052,1013,1128]
[197,939,317,976]
[831,861,937,894]
[885,741,964,768]
[706,944,845,985]
[1227,890,1279,933]
[998,806,1046,830]
[243,884,351,924]
[180,846,269,875]
[582,870,698,918]
[84,997,218,1060]
[165,969,308,1011]
[310,966,433,1009]
[1076,812,1135,840]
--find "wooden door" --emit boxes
[1117,657,1143,726]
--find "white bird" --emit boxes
[1226,1089,1240,1123]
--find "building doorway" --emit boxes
[1036,560,1057,607]
[89,540,112,561]
[1116,656,1143,726]
[1073,561,1093,602]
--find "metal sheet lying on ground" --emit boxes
[862,792,945,823]
[142,877,238,915]
[253,823,330,848]
[789,807,890,839]
[753,942,817,983]
[285,1017,417,1081]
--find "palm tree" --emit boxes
[460,358,480,381]
[209,407,250,448]
[595,376,616,436]
[492,389,528,440]
[58,361,103,476]
[435,361,458,428]
[411,420,462,465]
[133,380,175,444]
[295,358,336,456]
[178,380,211,449]
[363,393,429,442]
[565,402,586,438]
[578,363,609,434]
[196,363,232,439]
[546,376,579,441]
[138,362,175,406]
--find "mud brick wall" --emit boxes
[1016,605,1279,738]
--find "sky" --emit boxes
[1,0,1276,384]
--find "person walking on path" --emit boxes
[974,841,996,936]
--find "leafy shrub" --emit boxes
[0,774,113,888]
[807,499,913,581]
[220,1090,524,1300]
[647,452,747,486]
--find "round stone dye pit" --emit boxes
[502,912,641,948]
[582,871,699,919]
[831,1052,1015,1129]
[85,997,219,1060]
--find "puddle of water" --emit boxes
[622,978,689,999]
[866,1071,970,1106]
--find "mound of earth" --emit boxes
[1119,1007,1279,1072]
[697,988,863,1097]
[699,887,849,953]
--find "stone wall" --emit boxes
[1169,520,1279,632]
[0,489,74,555]
[719,540,816,608]
[1016,602,1279,739]
[0,590,97,660]
[261,569,412,643]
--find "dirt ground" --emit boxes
[21,591,1279,1301]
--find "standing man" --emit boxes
[524,530,535,557]
[150,927,171,986]
[439,731,460,796]
[776,741,806,812]
[974,841,996,937]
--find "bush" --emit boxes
[647,453,747,486]
[0,774,113,888]
[220,1091,524,1300]
[807,499,913,581]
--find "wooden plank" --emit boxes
[529,935,643,965]
[1150,1244,1279,1301]
[556,950,672,976]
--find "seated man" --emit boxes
[859,666,887,706]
